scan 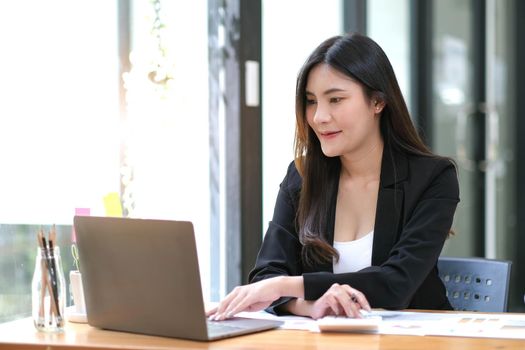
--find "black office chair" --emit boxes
[437,256,512,312]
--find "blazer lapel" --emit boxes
[372,145,407,265]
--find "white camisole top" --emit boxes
[333,230,374,274]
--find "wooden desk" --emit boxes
[0,317,524,350]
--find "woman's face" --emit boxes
[305,63,382,159]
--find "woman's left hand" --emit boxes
[206,277,285,321]
[308,283,371,319]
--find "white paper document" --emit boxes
[237,309,525,339]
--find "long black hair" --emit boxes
[294,33,435,266]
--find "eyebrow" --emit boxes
[305,88,347,96]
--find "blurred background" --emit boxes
[0,0,523,322]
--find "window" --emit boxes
[0,0,211,322]
[127,0,210,298]
[0,0,119,322]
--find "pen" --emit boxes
[47,226,63,326]
[37,228,62,327]
[36,230,46,328]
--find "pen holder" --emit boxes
[31,246,66,332]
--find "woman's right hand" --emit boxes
[306,283,371,319]
[207,276,289,321]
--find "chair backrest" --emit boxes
[437,256,512,312]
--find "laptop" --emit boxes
[73,216,283,341]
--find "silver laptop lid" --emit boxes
[74,216,209,340]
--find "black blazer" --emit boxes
[249,144,460,314]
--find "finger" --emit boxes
[311,297,331,320]
[205,306,218,317]
[213,300,230,319]
[214,288,242,319]
[343,293,362,318]
[325,294,343,317]
[313,303,336,319]
[224,287,275,319]
[331,289,360,318]
[352,291,371,311]
[221,285,262,320]
[319,285,349,318]
[221,290,249,320]
[342,285,371,311]
[329,285,366,318]
[328,283,340,292]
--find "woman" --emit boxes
[208,33,459,320]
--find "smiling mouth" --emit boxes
[320,131,341,137]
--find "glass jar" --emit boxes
[31,246,66,332]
